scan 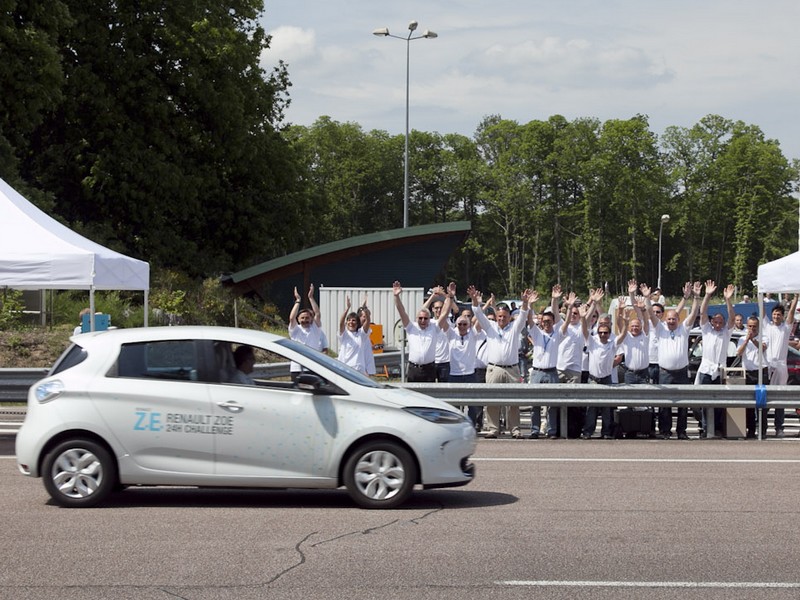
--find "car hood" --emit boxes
[373,385,460,411]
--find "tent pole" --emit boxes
[143,290,149,327]
[89,287,96,331]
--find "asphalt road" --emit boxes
[2,437,800,600]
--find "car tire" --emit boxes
[42,439,117,508]
[343,441,417,509]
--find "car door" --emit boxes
[92,339,215,477]
[208,359,338,483]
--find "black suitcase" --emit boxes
[614,408,655,438]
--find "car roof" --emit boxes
[71,326,284,347]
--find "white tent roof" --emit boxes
[756,250,800,294]
[0,176,149,291]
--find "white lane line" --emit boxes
[499,580,800,589]
[473,457,800,463]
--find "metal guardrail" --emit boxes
[399,382,800,439]
[3,362,797,438]
[398,382,800,408]
[0,368,49,402]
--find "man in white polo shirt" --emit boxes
[644,280,701,439]
[762,293,799,437]
[696,280,736,437]
[470,285,534,439]
[393,281,451,382]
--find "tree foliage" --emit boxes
[1,3,797,300]
[10,0,297,275]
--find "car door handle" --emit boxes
[217,401,244,413]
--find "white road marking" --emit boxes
[499,580,800,589]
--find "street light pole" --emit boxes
[657,214,670,290]
[373,21,437,228]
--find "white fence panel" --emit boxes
[319,287,423,354]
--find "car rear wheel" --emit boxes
[42,439,116,508]
[343,441,417,509]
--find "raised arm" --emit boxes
[615,297,629,345]
[289,286,302,330]
[675,281,691,316]
[308,283,322,327]
[437,289,454,332]
[700,280,716,327]
[422,285,444,311]
[683,281,702,328]
[723,284,736,329]
[360,294,371,333]
[550,284,563,326]
[393,281,410,328]
[787,294,799,325]
[469,285,493,333]
[561,291,576,335]
[339,295,352,335]
[579,302,591,341]
[640,283,659,328]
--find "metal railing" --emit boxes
[398,382,799,439]
[3,361,797,439]
[0,368,48,402]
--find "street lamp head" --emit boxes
[408,20,418,32]
[372,27,390,36]
[661,214,670,224]
[422,30,438,38]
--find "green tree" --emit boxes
[0,0,70,183]
[22,0,296,275]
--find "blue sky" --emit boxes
[259,0,800,162]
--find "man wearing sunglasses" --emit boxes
[393,280,452,382]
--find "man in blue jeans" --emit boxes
[643,280,701,439]
[696,280,736,437]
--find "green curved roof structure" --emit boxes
[222,221,471,311]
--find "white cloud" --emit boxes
[263,26,317,67]
[259,0,800,159]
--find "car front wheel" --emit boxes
[343,441,417,509]
[42,439,117,508]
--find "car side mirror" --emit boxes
[295,373,324,392]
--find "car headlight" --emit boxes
[404,407,469,424]
[35,380,64,403]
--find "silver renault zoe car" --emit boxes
[16,326,476,508]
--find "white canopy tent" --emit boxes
[756,250,800,294]
[0,177,150,328]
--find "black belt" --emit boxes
[532,367,557,373]
[489,362,517,368]
[409,361,434,368]
[660,367,687,375]
[628,367,649,376]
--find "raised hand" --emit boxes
[704,280,717,296]
[628,279,638,295]
[448,281,457,297]
[682,282,692,299]
[293,286,302,302]
[551,284,563,299]
[723,284,735,300]
[392,281,403,296]
[639,283,652,298]
[692,281,703,297]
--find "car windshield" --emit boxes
[274,338,385,389]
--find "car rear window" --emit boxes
[49,344,88,376]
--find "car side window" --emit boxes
[114,340,200,381]
[216,341,302,390]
